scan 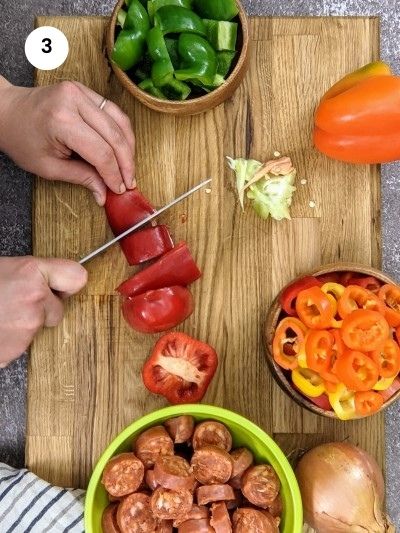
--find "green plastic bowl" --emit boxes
[85,405,303,532]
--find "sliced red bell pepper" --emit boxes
[120,225,174,266]
[309,393,332,411]
[105,188,155,234]
[296,286,335,329]
[316,272,341,284]
[142,332,218,404]
[280,276,322,316]
[117,242,201,297]
[344,275,382,294]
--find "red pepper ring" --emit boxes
[355,390,384,416]
[341,309,390,352]
[279,276,322,316]
[295,286,335,330]
[378,284,400,327]
[337,285,386,319]
[335,349,379,392]
[370,339,400,378]
[272,317,307,370]
[345,276,382,294]
[305,330,334,373]
[319,329,343,384]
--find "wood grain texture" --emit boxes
[27,15,384,488]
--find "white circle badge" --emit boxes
[25,26,69,70]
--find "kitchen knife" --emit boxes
[79,178,212,265]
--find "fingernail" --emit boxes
[120,183,126,194]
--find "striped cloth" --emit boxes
[0,463,85,532]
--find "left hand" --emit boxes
[0,78,136,205]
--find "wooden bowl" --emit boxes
[265,262,400,419]
[106,0,250,115]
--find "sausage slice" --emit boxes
[145,469,159,491]
[134,426,174,468]
[164,416,195,443]
[117,493,156,533]
[210,502,232,533]
[233,508,278,533]
[241,465,280,509]
[268,494,283,518]
[197,484,235,506]
[230,448,254,479]
[101,503,120,533]
[101,453,144,498]
[191,445,233,484]
[192,421,233,451]
[173,505,209,528]
[151,487,193,520]
[178,518,215,533]
[156,520,173,532]
[154,455,196,491]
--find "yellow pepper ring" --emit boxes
[373,375,396,391]
[321,282,346,300]
[324,293,343,328]
[328,383,357,420]
[292,367,325,398]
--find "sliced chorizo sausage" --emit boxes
[196,484,235,506]
[241,465,280,509]
[145,469,159,491]
[192,421,232,451]
[154,455,196,491]
[134,426,174,468]
[164,416,195,444]
[173,505,209,528]
[210,502,232,533]
[232,508,278,533]
[101,453,144,498]
[191,445,233,484]
[151,487,193,520]
[226,490,243,510]
[178,518,215,533]
[101,503,120,533]
[156,520,173,533]
[117,493,156,533]
[267,494,283,518]
[230,448,253,479]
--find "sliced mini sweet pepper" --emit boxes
[175,33,217,85]
[344,275,381,293]
[321,282,345,301]
[147,27,174,86]
[295,286,335,330]
[373,375,396,391]
[305,329,334,374]
[335,349,379,391]
[354,390,383,417]
[138,78,166,98]
[272,317,307,370]
[292,368,325,398]
[328,383,356,420]
[193,0,239,21]
[147,0,192,22]
[378,377,400,402]
[370,338,400,378]
[280,276,322,316]
[378,284,400,327]
[341,309,390,352]
[217,50,236,77]
[337,285,386,319]
[154,6,206,36]
[203,19,238,51]
[319,329,342,385]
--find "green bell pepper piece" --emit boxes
[138,78,167,98]
[193,0,239,21]
[147,27,175,86]
[147,0,192,22]
[126,0,147,7]
[124,0,150,34]
[162,77,191,100]
[217,50,236,77]
[175,33,217,85]
[203,19,238,51]
[154,6,206,36]
[117,9,127,28]
[191,73,225,92]
[112,29,146,71]
[165,38,180,68]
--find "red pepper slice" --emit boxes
[341,309,390,352]
[279,276,322,316]
[120,225,174,266]
[335,350,379,391]
[370,339,400,378]
[378,284,400,327]
[122,286,194,334]
[105,188,155,234]
[354,390,384,416]
[337,285,386,319]
[295,286,335,330]
[142,332,218,404]
[117,242,201,297]
[319,329,343,384]
[305,330,334,373]
[379,377,400,402]
[308,393,333,411]
[317,272,341,284]
[339,272,355,286]
[345,276,382,293]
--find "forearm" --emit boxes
[0,76,15,153]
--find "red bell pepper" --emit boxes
[344,275,382,293]
[117,242,201,297]
[120,225,174,266]
[280,276,322,316]
[105,188,155,234]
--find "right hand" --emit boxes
[0,256,87,368]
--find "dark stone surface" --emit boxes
[0,0,398,526]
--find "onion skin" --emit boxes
[295,442,394,533]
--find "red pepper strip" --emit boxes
[378,284,400,327]
[117,242,201,297]
[370,339,400,378]
[105,188,155,234]
[354,391,384,416]
[120,225,174,266]
[335,349,379,391]
[345,276,382,294]
[305,330,334,373]
[280,276,322,316]
[379,377,400,402]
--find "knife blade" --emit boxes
[79,178,212,265]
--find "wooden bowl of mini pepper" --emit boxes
[107,0,250,115]
[265,263,400,420]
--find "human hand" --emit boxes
[0,256,87,368]
[0,78,136,206]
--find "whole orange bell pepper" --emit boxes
[313,61,400,164]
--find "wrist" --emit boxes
[0,78,22,154]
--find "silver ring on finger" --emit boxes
[99,97,108,110]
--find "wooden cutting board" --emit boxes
[27,15,383,489]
